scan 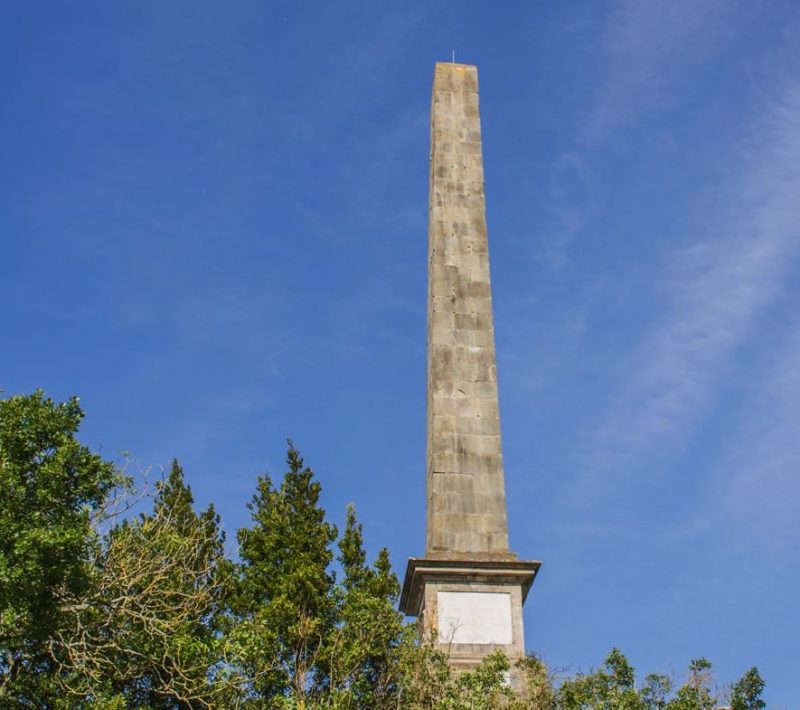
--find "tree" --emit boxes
[730,667,765,710]
[231,444,410,708]
[53,459,232,708]
[639,673,672,710]
[668,658,715,710]
[512,655,557,710]
[232,443,340,705]
[558,648,642,710]
[514,652,766,710]
[0,391,121,706]
[324,505,406,708]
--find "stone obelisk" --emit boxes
[399,63,540,676]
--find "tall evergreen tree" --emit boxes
[232,445,409,709]
[325,505,406,708]
[234,444,339,705]
[730,667,766,710]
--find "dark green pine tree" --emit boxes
[730,667,766,710]
[235,444,338,704]
[326,504,406,709]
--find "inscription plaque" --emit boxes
[437,591,513,645]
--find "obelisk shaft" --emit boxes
[426,63,510,558]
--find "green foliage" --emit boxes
[546,652,766,710]
[442,651,515,709]
[667,658,715,710]
[558,648,641,710]
[233,443,340,703]
[325,506,406,707]
[512,654,557,710]
[391,634,452,709]
[0,392,772,710]
[232,443,408,708]
[730,667,766,710]
[54,459,231,708]
[639,674,671,710]
[0,391,122,705]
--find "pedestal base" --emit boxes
[399,557,541,676]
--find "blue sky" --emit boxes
[2,1,799,704]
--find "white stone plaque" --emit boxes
[437,591,513,645]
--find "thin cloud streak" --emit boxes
[587,0,742,141]
[659,320,800,545]
[582,79,800,483]
[544,0,745,264]
[714,322,800,530]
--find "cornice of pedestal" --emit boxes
[398,556,541,617]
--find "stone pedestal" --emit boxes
[399,558,540,675]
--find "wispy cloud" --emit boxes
[544,0,745,264]
[583,78,800,482]
[710,321,800,533]
[587,0,742,141]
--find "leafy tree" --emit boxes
[391,640,452,710]
[231,444,412,709]
[513,652,766,710]
[730,667,765,710]
[668,658,715,710]
[639,673,671,710]
[323,505,407,708]
[0,391,121,706]
[232,444,341,705]
[511,655,557,710]
[558,648,642,710]
[443,651,516,709]
[54,459,231,708]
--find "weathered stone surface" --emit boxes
[426,62,509,559]
[398,557,539,685]
[400,64,541,686]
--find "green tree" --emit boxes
[511,652,767,710]
[667,658,715,710]
[233,444,340,706]
[387,633,450,710]
[512,655,557,710]
[558,648,643,710]
[640,673,671,710]
[730,667,765,710]
[324,505,406,708]
[0,391,121,706]
[231,444,410,709]
[54,460,231,708]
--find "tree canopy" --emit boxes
[0,392,768,709]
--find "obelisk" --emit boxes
[399,63,540,676]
